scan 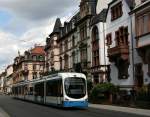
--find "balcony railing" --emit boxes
[108,44,129,61]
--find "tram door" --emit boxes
[34,82,44,103]
[56,79,63,105]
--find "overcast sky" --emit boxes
[0,0,80,73]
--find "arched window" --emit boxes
[92,26,99,41]
[92,26,100,66]
[64,54,69,70]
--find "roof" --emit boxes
[31,46,45,55]
[90,9,107,26]
[106,0,136,20]
[130,0,150,14]
[125,0,135,10]
[53,18,62,33]
[108,0,135,10]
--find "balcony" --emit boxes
[91,65,109,74]
[108,44,129,61]
[136,33,150,49]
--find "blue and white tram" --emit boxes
[12,73,88,108]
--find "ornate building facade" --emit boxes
[45,18,61,72]
[90,9,109,84]
[45,0,99,80]
[13,46,45,83]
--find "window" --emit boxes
[137,13,150,36]
[33,72,37,79]
[93,75,99,84]
[116,59,129,79]
[34,82,44,97]
[60,57,62,70]
[33,64,36,70]
[39,55,44,61]
[92,50,99,66]
[111,2,123,21]
[81,48,87,62]
[46,79,62,97]
[24,64,28,70]
[60,42,63,53]
[64,54,69,69]
[64,77,86,99]
[92,26,100,67]
[143,15,149,34]
[72,35,75,47]
[32,55,37,61]
[106,33,112,46]
[64,39,68,51]
[72,52,75,67]
[115,26,128,46]
[39,65,43,71]
[80,24,87,40]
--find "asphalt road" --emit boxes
[0,95,148,117]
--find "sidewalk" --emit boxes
[89,104,150,116]
[0,108,10,117]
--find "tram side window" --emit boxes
[34,82,44,97]
[15,87,18,95]
[18,87,21,95]
[28,87,33,95]
[46,79,62,97]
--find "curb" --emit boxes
[0,108,10,117]
[89,104,150,116]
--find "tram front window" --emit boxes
[64,77,86,99]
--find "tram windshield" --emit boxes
[64,77,86,99]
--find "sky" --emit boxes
[0,0,80,73]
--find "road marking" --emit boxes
[0,108,10,117]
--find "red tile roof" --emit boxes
[31,46,45,55]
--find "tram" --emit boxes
[12,73,88,108]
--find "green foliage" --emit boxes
[87,79,93,92]
[90,83,118,103]
[137,85,150,101]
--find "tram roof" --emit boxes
[12,72,86,86]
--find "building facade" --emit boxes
[106,0,136,90]
[130,0,150,88]
[13,46,45,83]
[0,72,6,93]
[4,65,13,94]
[57,16,79,72]
[45,18,61,72]
[90,9,110,84]
[45,0,99,80]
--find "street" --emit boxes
[0,95,148,117]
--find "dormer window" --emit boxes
[39,55,44,61]
[111,2,123,21]
[32,55,37,61]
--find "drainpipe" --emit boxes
[103,22,107,82]
[130,14,135,89]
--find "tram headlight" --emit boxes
[64,98,69,101]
